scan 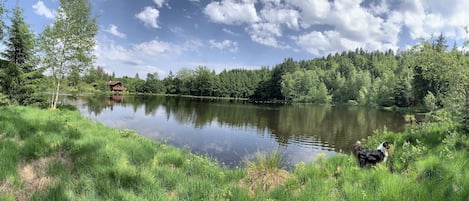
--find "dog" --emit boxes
[353,141,390,168]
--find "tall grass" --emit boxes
[0,106,468,200]
[243,150,290,193]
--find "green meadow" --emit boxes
[0,106,468,201]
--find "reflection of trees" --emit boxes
[80,96,404,152]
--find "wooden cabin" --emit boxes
[107,81,127,92]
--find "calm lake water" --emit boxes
[75,95,406,168]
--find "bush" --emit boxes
[424,91,438,111]
[0,93,10,106]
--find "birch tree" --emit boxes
[40,0,97,109]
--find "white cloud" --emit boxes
[204,0,260,25]
[104,24,126,38]
[95,36,204,77]
[290,0,330,27]
[295,31,360,56]
[247,22,289,49]
[135,6,160,29]
[400,0,469,40]
[260,7,300,30]
[95,39,142,66]
[133,39,174,56]
[222,28,239,36]
[368,0,390,16]
[32,1,55,19]
[209,39,239,52]
[183,40,204,53]
[153,0,167,8]
[288,0,402,55]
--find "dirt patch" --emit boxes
[20,158,53,191]
[16,154,71,201]
[17,157,53,201]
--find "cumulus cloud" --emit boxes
[133,40,174,56]
[135,6,160,29]
[104,24,126,38]
[290,0,330,27]
[289,0,402,55]
[247,22,290,49]
[295,31,361,55]
[400,0,469,40]
[204,0,260,25]
[32,1,55,19]
[260,6,300,30]
[209,39,239,52]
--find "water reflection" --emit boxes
[77,95,405,168]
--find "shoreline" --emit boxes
[0,106,466,200]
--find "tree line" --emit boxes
[101,36,468,111]
[0,1,468,114]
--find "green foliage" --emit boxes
[424,91,438,111]
[39,0,98,109]
[0,0,4,41]
[281,70,331,103]
[113,35,467,112]
[462,92,469,133]
[0,6,44,105]
[1,105,469,200]
[0,92,10,106]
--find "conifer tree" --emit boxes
[0,6,42,105]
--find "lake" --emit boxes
[75,94,405,168]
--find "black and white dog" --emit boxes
[353,141,390,168]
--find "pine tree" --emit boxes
[0,0,5,40]
[0,6,42,105]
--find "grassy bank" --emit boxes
[0,106,468,200]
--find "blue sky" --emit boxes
[3,0,469,78]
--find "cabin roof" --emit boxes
[107,81,122,86]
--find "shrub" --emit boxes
[396,140,427,172]
[424,91,438,111]
[0,93,10,106]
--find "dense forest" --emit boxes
[0,1,468,112]
[77,34,469,111]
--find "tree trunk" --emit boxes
[51,79,61,109]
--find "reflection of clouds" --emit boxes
[202,142,226,153]
[80,103,338,168]
[286,145,336,168]
[78,98,403,168]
